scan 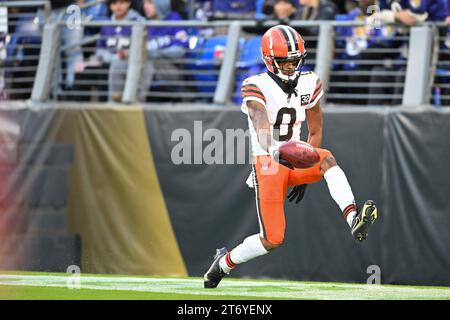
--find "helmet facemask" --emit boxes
[261,25,307,100]
[272,52,307,82]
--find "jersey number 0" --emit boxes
[273,107,296,141]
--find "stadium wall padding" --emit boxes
[0,103,449,286]
[0,105,187,276]
[143,105,450,286]
[50,107,187,276]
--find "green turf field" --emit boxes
[0,271,449,300]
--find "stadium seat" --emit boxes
[196,35,228,64]
[236,36,262,69]
[232,36,266,105]
[193,36,245,95]
[192,35,228,94]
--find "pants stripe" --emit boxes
[252,164,267,240]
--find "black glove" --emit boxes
[277,155,294,170]
[287,184,308,203]
[269,147,294,170]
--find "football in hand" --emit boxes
[278,141,320,169]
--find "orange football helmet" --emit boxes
[261,25,307,81]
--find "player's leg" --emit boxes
[319,151,378,241]
[220,158,288,268]
[319,151,359,227]
[289,148,378,241]
[289,148,358,226]
[204,156,289,288]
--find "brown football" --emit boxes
[278,141,320,169]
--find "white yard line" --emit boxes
[0,274,449,300]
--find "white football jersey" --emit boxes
[241,71,323,157]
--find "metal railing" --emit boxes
[327,26,409,107]
[24,18,445,106]
[0,1,51,101]
[53,20,236,103]
[430,24,450,107]
[45,20,356,104]
[56,0,106,22]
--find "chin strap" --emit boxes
[267,71,300,101]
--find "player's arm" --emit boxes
[305,100,323,148]
[247,100,294,169]
[247,100,272,152]
[369,2,428,26]
[394,10,426,25]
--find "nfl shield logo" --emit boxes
[301,94,310,106]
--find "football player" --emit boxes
[204,25,379,289]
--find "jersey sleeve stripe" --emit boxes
[312,85,323,100]
[310,89,323,106]
[242,89,264,95]
[242,91,266,102]
[242,83,259,89]
[314,79,322,91]
[243,96,266,107]
[313,83,322,97]
[242,88,263,96]
[242,84,263,93]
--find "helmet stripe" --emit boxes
[277,26,294,53]
[286,26,299,52]
[269,32,274,56]
[280,25,296,52]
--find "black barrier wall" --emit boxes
[144,106,450,286]
[0,108,80,271]
[1,104,449,286]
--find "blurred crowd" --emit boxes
[41,0,450,23]
[1,0,450,105]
